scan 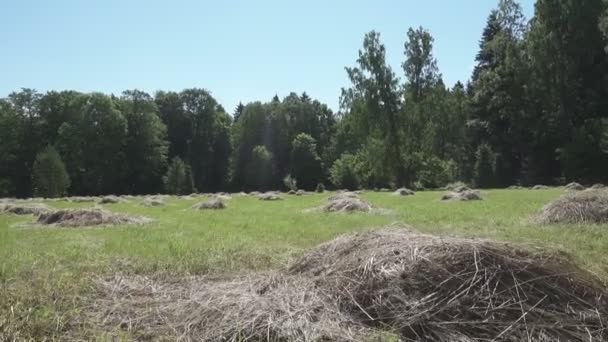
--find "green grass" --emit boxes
[1,189,608,339]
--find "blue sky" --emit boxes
[0,0,534,112]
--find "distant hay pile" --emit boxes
[565,182,585,191]
[537,190,608,224]
[142,197,164,207]
[532,185,549,190]
[257,192,283,201]
[66,196,96,203]
[441,189,482,201]
[36,208,151,227]
[393,187,415,196]
[192,198,226,210]
[92,229,608,341]
[0,202,52,216]
[99,195,125,204]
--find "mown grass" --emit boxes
[1,189,608,339]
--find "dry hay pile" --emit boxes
[142,197,164,207]
[565,182,585,191]
[441,189,482,201]
[66,196,96,203]
[296,189,306,196]
[36,208,151,227]
[91,229,608,341]
[257,192,283,201]
[323,192,374,213]
[192,198,226,210]
[99,195,125,204]
[323,197,373,213]
[393,187,415,196]
[532,185,549,190]
[0,202,51,216]
[211,193,232,201]
[507,185,524,190]
[537,190,608,224]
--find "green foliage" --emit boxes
[291,133,323,190]
[315,183,325,193]
[246,145,274,191]
[417,156,457,189]
[283,174,297,191]
[474,144,496,189]
[329,154,360,190]
[164,157,195,195]
[32,146,70,198]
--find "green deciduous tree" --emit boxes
[32,145,70,198]
[164,157,195,195]
[290,133,323,190]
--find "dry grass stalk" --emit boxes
[36,208,151,227]
[91,229,608,341]
[537,190,608,224]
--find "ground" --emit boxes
[1,189,608,339]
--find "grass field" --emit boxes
[1,189,608,339]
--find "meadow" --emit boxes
[1,188,608,339]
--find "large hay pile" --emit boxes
[92,229,608,341]
[441,189,482,201]
[192,198,226,210]
[323,197,372,213]
[537,190,608,224]
[0,202,52,216]
[36,208,151,227]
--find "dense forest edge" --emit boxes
[2,0,608,198]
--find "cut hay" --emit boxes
[211,193,232,201]
[532,185,549,190]
[287,189,296,195]
[295,189,306,196]
[327,191,359,201]
[441,189,482,201]
[99,195,124,204]
[0,203,52,216]
[257,193,283,201]
[66,196,96,203]
[537,190,608,224]
[590,183,606,190]
[192,198,226,210]
[142,197,164,207]
[393,187,415,196]
[92,229,608,341]
[565,182,585,191]
[36,208,151,227]
[323,197,372,213]
[507,185,524,190]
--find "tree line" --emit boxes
[2,0,608,197]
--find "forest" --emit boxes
[2,0,608,197]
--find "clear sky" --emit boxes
[0,0,534,112]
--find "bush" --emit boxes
[329,154,360,190]
[474,144,496,189]
[283,174,297,191]
[416,156,456,189]
[316,183,325,193]
[164,157,195,195]
[32,145,71,198]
